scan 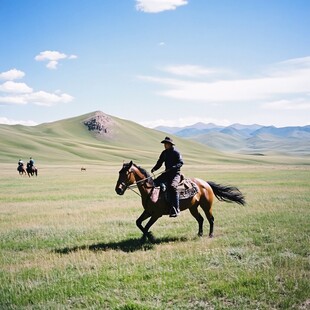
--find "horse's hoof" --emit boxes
[141,235,147,243]
[198,232,203,237]
[147,232,156,243]
[209,233,214,238]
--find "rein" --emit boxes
[126,176,153,197]
[124,169,162,197]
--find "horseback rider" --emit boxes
[151,137,183,217]
[29,157,35,167]
[17,159,24,171]
[27,157,36,173]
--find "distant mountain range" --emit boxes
[155,123,310,155]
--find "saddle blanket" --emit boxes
[177,178,199,199]
[150,178,198,203]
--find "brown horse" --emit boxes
[17,164,27,175]
[115,161,245,241]
[26,163,38,177]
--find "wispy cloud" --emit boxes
[0,68,74,106]
[35,50,77,70]
[136,0,188,13]
[262,98,310,110]
[162,65,218,77]
[138,57,310,110]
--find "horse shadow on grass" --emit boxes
[54,234,189,254]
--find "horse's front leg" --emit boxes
[136,210,151,235]
[136,210,159,243]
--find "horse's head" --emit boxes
[115,161,135,195]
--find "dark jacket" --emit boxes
[152,147,183,176]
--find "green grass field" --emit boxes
[1,160,309,309]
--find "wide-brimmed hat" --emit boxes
[161,136,174,145]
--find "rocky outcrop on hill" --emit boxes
[83,111,114,138]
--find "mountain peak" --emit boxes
[83,111,114,138]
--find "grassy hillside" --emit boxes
[1,111,309,170]
[0,111,251,166]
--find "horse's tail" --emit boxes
[208,181,245,205]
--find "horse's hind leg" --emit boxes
[206,213,214,238]
[200,204,214,238]
[189,207,204,237]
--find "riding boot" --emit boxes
[169,191,180,217]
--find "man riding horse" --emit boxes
[29,157,35,167]
[17,159,26,174]
[26,157,37,176]
[151,137,183,217]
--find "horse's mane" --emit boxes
[133,163,154,186]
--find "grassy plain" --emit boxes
[0,159,309,309]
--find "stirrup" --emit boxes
[169,207,179,217]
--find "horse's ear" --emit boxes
[129,160,133,167]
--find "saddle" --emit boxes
[149,177,198,203]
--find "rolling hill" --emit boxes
[0,111,232,166]
[1,111,308,169]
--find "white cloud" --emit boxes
[0,117,37,126]
[46,60,59,70]
[0,69,25,81]
[0,91,74,107]
[136,0,188,13]
[0,95,27,105]
[139,57,310,103]
[35,50,66,62]
[24,91,73,106]
[0,81,33,93]
[35,50,77,69]
[0,65,74,106]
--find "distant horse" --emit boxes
[26,163,38,177]
[81,167,86,171]
[115,161,245,241]
[17,164,27,176]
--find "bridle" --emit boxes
[120,167,154,197]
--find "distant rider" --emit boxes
[17,159,24,171]
[29,157,35,167]
[151,137,183,217]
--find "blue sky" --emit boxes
[1,0,309,127]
